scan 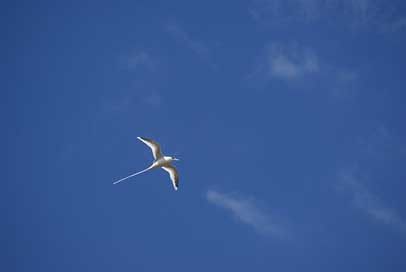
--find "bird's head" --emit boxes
[171,157,180,161]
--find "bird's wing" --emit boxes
[162,165,179,191]
[137,137,163,160]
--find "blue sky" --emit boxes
[4,0,406,271]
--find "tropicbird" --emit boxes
[113,137,180,190]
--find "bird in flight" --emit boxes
[113,137,180,190]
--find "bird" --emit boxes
[113,137,180,190]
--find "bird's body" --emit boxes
[151,156,177,169]
[113,137,180,190]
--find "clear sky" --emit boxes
[4,1,406,271]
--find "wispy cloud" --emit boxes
[337,167,406,234]
[336,125,406,234]
[357,125,395,158]
[100,89,163,114]
[206,189,290,238]
[250,0,406,32]
[247,42,357,98]
[267,43,319,80]
[102,50,164,114]
[126,51,156,71]
[143,92,162,108]
[247,43,319,83]
[246,42,321,82]
[385,17,406,32]
[330,70,358,99]
[165,22,216,69]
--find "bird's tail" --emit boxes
[113,166,152,185]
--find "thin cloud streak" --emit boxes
[246,43,320,84]
[338,168,406,234]
[247,42,358,100]
[165,22,216,69]
[250,0,406,32]
[143,92,162,108]
[127,51,155,71]
[102,50,164,114]
[336,126,406,234]
[206,189,290,238]
[267,44,319,80]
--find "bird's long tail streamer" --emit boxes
[113,167,151,185]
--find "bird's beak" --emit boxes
[175,158,180,161]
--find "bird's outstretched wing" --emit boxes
[162,165,179,191]
[137,137,163,160]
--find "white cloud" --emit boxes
[247,42,358,99]
[250,0,405,32]
[380,17,406,33]
[391,17,406,31]
[247,42,321,83]
[165,22,216,68]
[100,90,163,114]
[337,168,406,233]
[206,189,290,238]
[336,125,406,234]
[143,92,162,108]
[270,55,300,79]
[267,44,319,80]
[127,51,155,70]
[103,50,164,114]
[330,70,358,99]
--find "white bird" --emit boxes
[113,137,180,190]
